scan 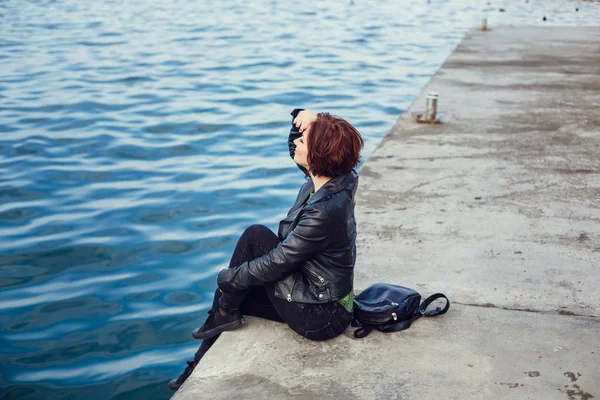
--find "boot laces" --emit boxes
[177,360,196,384]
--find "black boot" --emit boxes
[168,360,196,391]
[192,307,244,340]
[168,335,218,391]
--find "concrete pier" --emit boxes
[173,27,600,399]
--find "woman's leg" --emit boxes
[217,224,281,313]
[170,225,279,390]
[198,224,350,341]
[227,224,280,269]
[202,223,291,333]
[171,225,282,390]
[192,224,282,339]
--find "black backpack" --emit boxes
[351,283,450,339]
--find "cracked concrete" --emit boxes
[174,28,600,400]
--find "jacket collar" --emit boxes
[307,169,358,205]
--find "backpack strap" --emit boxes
[353,325,374,339]
[418,293,450,317]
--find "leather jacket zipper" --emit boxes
[306,266,325,283]
[287,277,296,302]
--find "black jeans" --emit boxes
[193,224,352,363]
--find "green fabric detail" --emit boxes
[337,290,354,313]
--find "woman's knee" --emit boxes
[244,224,270,234]
[242,224,277,241]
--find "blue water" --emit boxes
[1,0,599,398]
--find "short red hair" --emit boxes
[307,113,364,178]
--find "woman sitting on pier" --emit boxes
[169,108,364,390]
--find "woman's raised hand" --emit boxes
[293,110,317,133]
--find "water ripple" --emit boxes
[12,345,199,382]
[1,0,599,398]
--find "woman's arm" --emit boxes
[288,108,315,175]
[217,206,331,292]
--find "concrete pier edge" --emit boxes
[174,27,600,400]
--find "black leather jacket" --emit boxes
[217,109,358,303]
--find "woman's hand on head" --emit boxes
[293,110,317,133]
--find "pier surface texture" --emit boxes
[173,27,600,400]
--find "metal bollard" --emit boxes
[482,18,488,31]
[425,93,438,122]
